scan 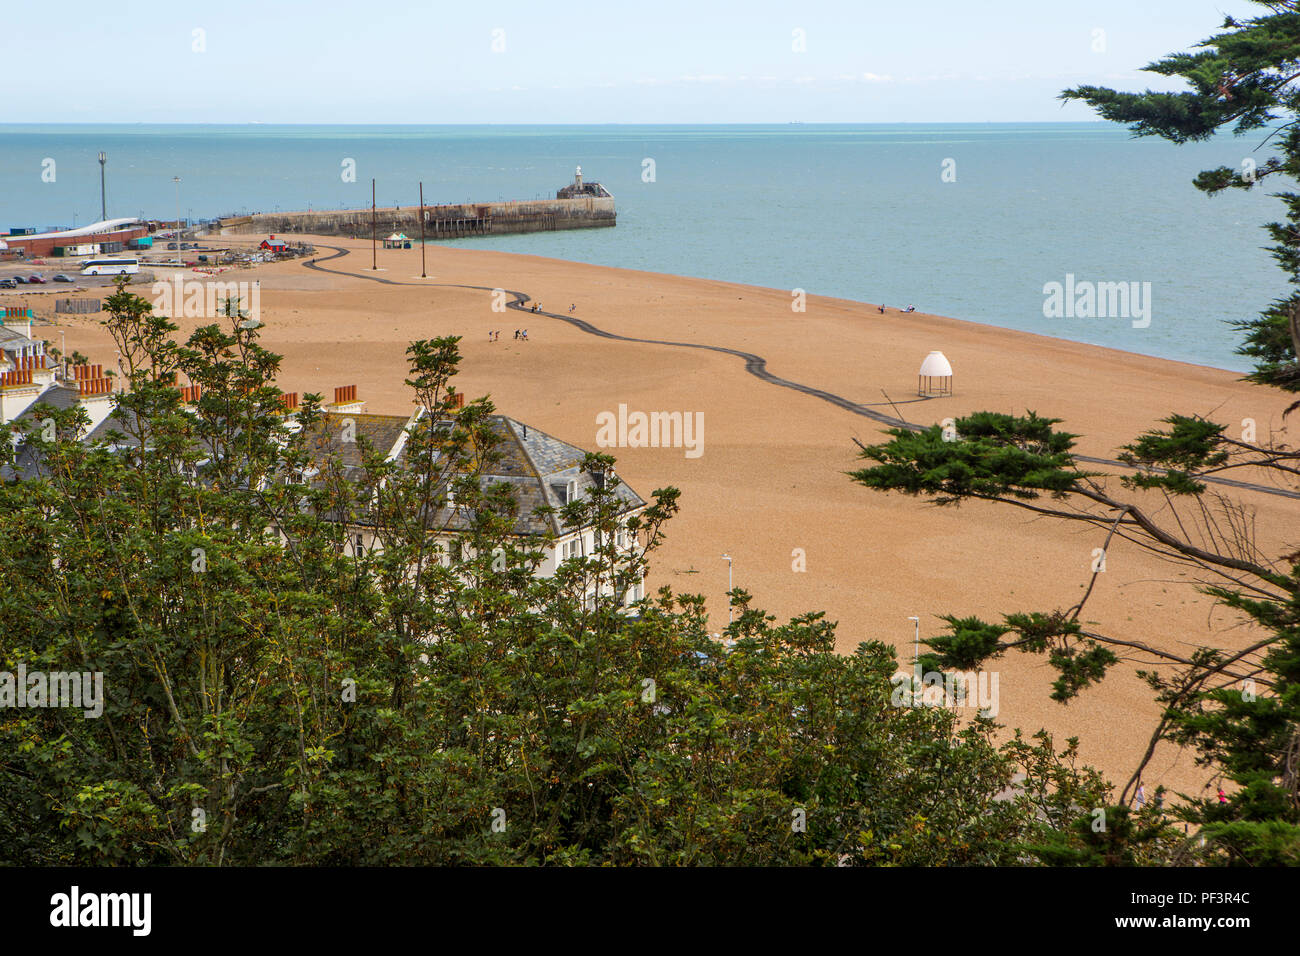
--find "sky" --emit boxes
[0,0,1267,124]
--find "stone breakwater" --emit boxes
[219,196,615,240]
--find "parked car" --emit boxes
[27,274,46,284]
[51,274,74,283]
[0,278,16,288]
[13,275,27,284]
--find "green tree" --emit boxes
[853,5,1300,865]
[1062,2,1300,398]
[1,283,1104,865]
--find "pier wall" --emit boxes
[219,197,615,240]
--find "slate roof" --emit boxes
[12,384,80,419]
[2,386,92,481]
[302,412,646,537]
[0,326,38,353]
[7,401,646,541]
[501,416,645,532]
[299,412,414,486]
[82,403,144,449]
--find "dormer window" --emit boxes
[551,478,579,505]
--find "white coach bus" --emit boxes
[81,257,140,276]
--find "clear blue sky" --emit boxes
[1,0,1264,123]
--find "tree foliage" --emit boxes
[854,6,1300,864]
[0,286,1113,865]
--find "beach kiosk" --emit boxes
[382,233,412,249]
[917,350,953,397]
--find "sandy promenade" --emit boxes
[19,235,1300,797]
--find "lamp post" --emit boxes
[173,177,182,265]
[908,616,921,707]
[98,152,107,221]
[721,553,733,623]
[418,181,427,278]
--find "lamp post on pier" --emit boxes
[173,177,183,266]
[419,181,427,278]
[98,152,107,221]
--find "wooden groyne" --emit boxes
[219,196,615,240]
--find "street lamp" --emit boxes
[908,616,921,706]
[721,553,733,623]
[98,152,107,221]
[173,177,182,265]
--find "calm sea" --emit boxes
[0,123,1288,370]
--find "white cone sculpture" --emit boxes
[917,350,953,397]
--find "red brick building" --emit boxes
[3,219,150,258]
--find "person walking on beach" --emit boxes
[522,329,528,341]
[514,330,519,340]
[1217,786,1228,804]
[878,304,885,314]
[1136,784,1145,808]
[569,303,576,313]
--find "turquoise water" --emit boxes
[0,123,1289,370]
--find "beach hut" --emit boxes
[382,232,411,249]
[917,350,953,397]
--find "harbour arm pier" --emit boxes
[218,168,615,241]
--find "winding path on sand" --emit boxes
[302,244,1300,502]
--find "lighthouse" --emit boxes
[556,166,613,200]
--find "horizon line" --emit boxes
[0,120,1114,128]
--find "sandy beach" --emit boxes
[18,235,1299,797]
